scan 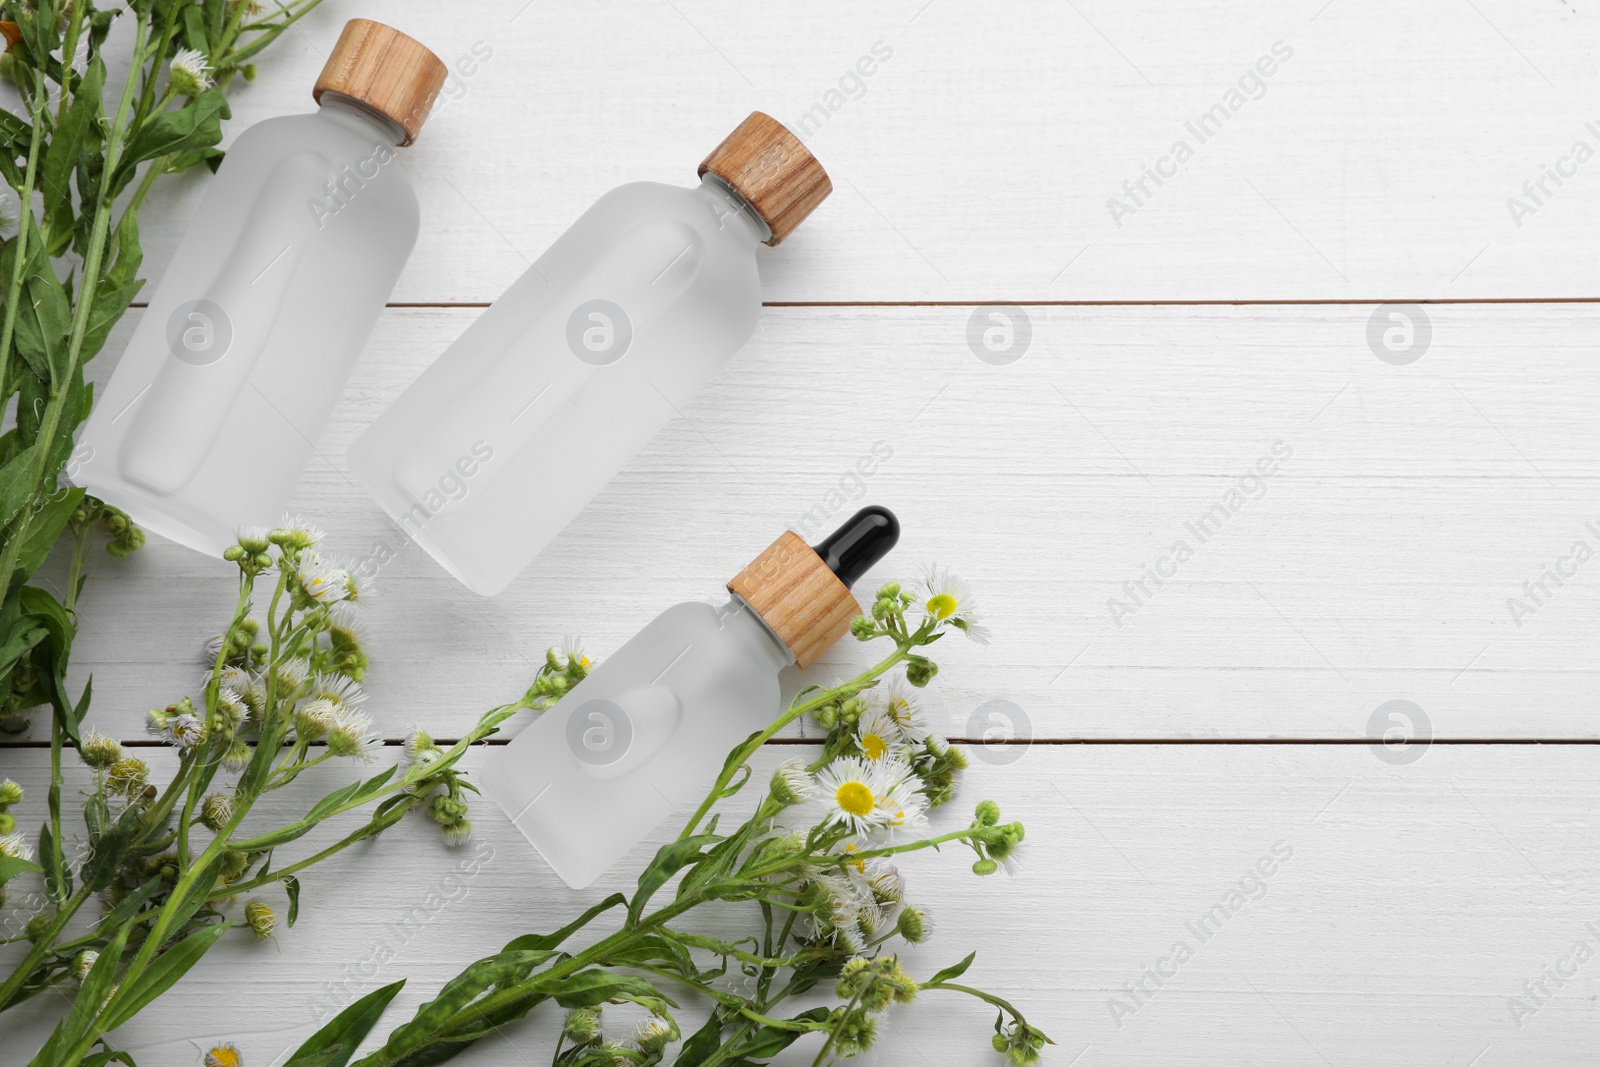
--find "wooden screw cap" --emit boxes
[698,112,832,246]
[728,531,860,669]
[313,20,447,147]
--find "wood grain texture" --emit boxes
[1,745,1594,1066]
[311,18,449,146]
[699,112,832,245]
[727,530,859,668]
[43,0,1594,304]
[6,303,1594,742]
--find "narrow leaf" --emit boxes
[98,921,231,1031]
[282,979,405,1067]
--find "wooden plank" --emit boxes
[41,0,1595,303]
[12,303,1597,743]
[1,744,1595,1065]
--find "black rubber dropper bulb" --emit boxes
[811,506,900,589]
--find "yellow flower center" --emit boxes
[927,593,958,620]
[835,780,875,817]
[207,1048,241,1067]
[862,733,888,760]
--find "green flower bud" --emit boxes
[245,898,276,939]
[849,616,875,640]
[79,730,122,770]
[975,800,1001,826]
[0,778,22,806]
[876,581,901,599]
[200,792,235,832]
[25,911,53,943]
[106,757,149,797]
[972,858,998,876]
[0,812,12,835]
[563,1006,602,1045]
[219,850,251,883]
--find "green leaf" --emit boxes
[379,950,561,1060]
[674,1011,726,1067]
[544,969,671,1012]
[98,920,231,1031]
[0,853,43,887]
[282,979,405,1067]
[79,214,143,362]
[926,951,977,986]
[81,796,141,891]
[737,1007,831,1059]
[630,833,720,919]
[39,821,71,900]
[501,893,625,954]
[58,919,132,1053]
[181,3,207,52]
[40,58,106,249]
[118,88,226,173]
[284,874,300,927]
[92,873,163,938]
[0,442,44,532]
[12,487,86,579]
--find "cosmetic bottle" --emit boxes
[482,506,898,889]
[347,112,832,596]
[73,20,447,555]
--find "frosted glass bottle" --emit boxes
[72,20,447,556]
[482,506,898,888]
[347,112,832,596]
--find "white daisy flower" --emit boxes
[298,554,349,603]
[855,708,910,764]
[814,757,891,837]
[0,830,32,860]
[293,698,338,742]
[920,564,990,643]
[168,48,214,96]
[875,775,929,839]
[164,713,205,750]
[236,525,272,554]
[770,755,814,807]
[878,677,928,741]
[217,688,247,730]
[896,902,935,943]
[327,708,378,761]
[327,602,366,644]
[273,657,311,694]
[311,672,365,709]
[218,665,253,698]
[200,634,228,665]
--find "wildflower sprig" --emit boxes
[280,572,1051,1067]
[0,0,341,741]
[0,521,516,1067]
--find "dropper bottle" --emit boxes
[482,506,900,888]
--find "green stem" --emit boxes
[0,63,49,431]
[0,8,150,592]
[208,795,421,900]
[677,643,914,843]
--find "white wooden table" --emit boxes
[5,1,1600,1063]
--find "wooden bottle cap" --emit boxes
[698,112,831,246]
[728,531,861,669]
[313,20,447,147]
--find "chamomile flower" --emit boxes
[167,48,213,96]
[204,1044,242,1067]
[814,757,891,836]
[272,657,311,695]
[293,698,337,741]
[770,756,814,807]
[326,603,366,644]
[297,554,349,603]
[0,830,31,860]
[919,564,989,643]
[236,525,272,554]
[310,673,365,709]
[273,515,323,550]
[876,775,929,839]
[165,713,206,750]
[855,708,910,764]
[327,708,378,761]
[879,677,929,741]
[217,688,247,731]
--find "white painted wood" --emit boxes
[1,745,1595,1067]
[82,0,1600,303]
[11,303,1596,742]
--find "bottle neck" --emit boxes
[719,596,795,672]
[698,173,773,245]
[318,93,408,147]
